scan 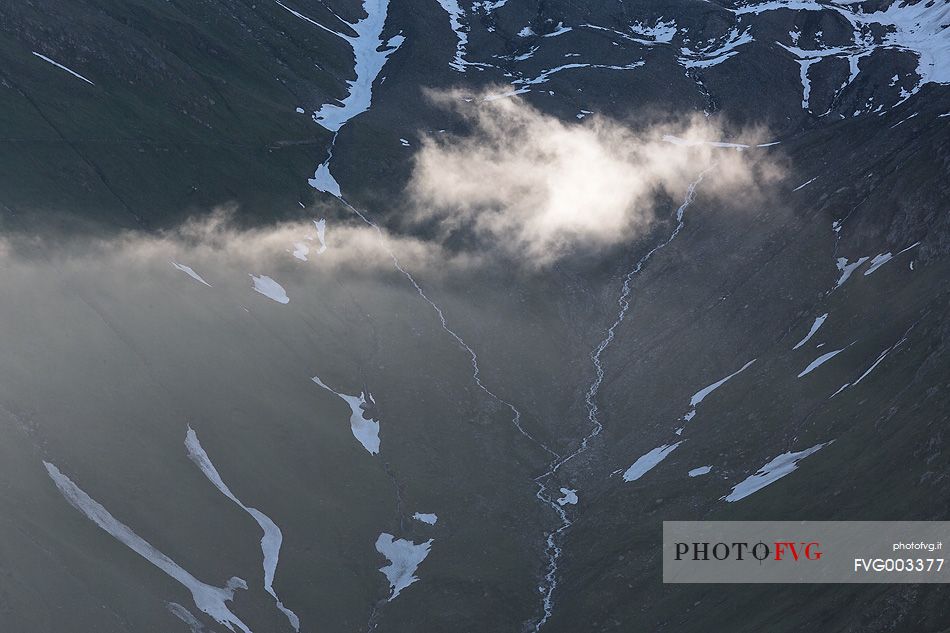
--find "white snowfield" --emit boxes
[798,347,848,377]
[580,1,948,114]
[741,0,950,111]
[722,442,832,502]
[507,61,644,97]
[623,442,683,482]
[864,252,893,275]
[544,22,572,38]
[556,488,578,505]
[793,313,828,349]
[250,274,290,304]
[277,0,404,132]
[679,27,753,69]
[309,159,342,196]
[44,462,255,633]
[278,0,402,198]
[830,331,910,398]
[583,18,749,70]
[688,466,713,477]
[312,375,381,454]
[412,512,438,525]
[865,242,920,276]
[854,338,905,385]
[682,359,756,422]
[793,176,818,191]
[833,242,918,288]
[32,51,95,85]
[435,0,470,71]
[834,256,870,289]
[629,20,677,44]
[375,533,433,600]
[171,262,212,287]
[185,427,300,631]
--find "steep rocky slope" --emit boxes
[0,0,947,632]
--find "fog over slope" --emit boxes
[0,0,948,632]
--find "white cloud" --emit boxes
[407,91,779,266]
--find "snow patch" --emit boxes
[834,256,870,289]
[250,275,289,304]
[544,22,572,38]
[44,462,254,633]
[435,0,470,71]
[412,512,438,525]
[798,347,848,377]
[312,376,381,454]
[688,465,713,477]
[171,262,212,287]
[722,442,831,502]
[375,533,433,600]
[679,28,753,68]
[793,176,818,191]
[623,442,682,482]
[630,20,677,44]
[683,359,756,422]
[556,488,578,505]
[793,313,828,350]
[745,0,950,110]
[32,52,95,85]
[278,0,404,132]
[308,159,342,197]
[185,427,300,631]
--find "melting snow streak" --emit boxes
[171,262,212,287]
[798,347,847,377]
[834,256,869,289]
[312,375,381,454]
[185,427,301,631]
[682,359,756,422]
[435,0,470,71]
[44,462,254,633]
[623,442,683,482]
[722,442,831,502]
[277,0,404,131]
[793,314,828,349]
[250,274,290,304]
[556,488,578,505]
[32,52,95,85]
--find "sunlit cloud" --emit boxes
[406,90,782,266]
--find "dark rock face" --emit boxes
[0,1,947,632]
